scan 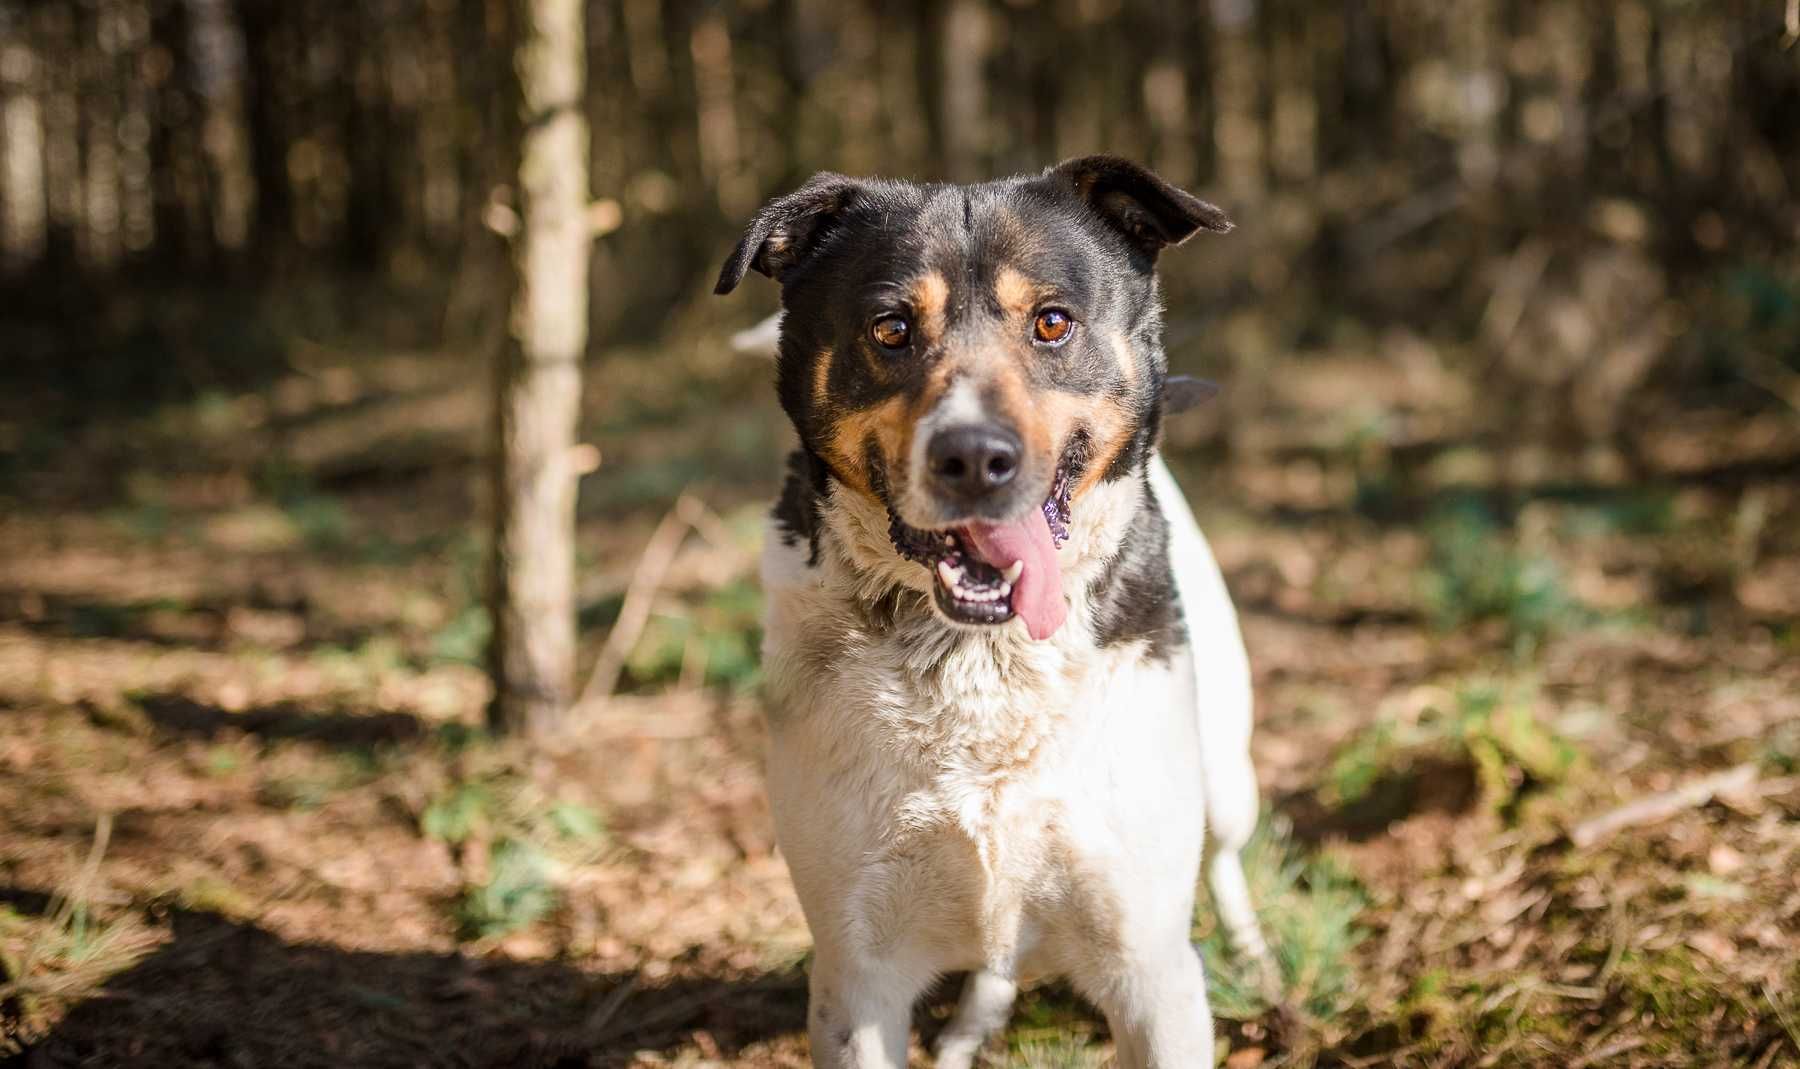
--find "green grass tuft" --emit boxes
[420,782,495,845]
[419,757,608,943]
[1422,504,1578,642]
[1324,678,1579,819]
[0,821,161,1054]
[453,837,558,941]
[1003,1038,1109,1069]
[1197,817,1368,1022]
[428,535,492,666]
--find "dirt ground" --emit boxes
[2,306,1798,1067]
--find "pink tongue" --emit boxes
[963,510,1067,641]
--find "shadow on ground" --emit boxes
[1273,753,1482,844]
[132,694,429,750]
[0,887,806,1069]
[0,588,392,660]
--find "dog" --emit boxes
[715,156,1269,1069]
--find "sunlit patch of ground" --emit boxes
[3,302,1799,1066]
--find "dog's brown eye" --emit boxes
[1033,309,1073,345]
[871,315,911,350]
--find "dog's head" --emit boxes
[716,156,1229,641]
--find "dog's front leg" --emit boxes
[1081,943,1215,1069]
[933,968,1017,1069]
[807,947,926,1069]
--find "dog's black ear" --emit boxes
[1164,375,1221,414]
[714,173,862,295]
[1049,156,1231,257]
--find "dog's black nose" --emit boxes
[926,424,1021,500]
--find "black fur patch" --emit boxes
[1087,477,1185,663]
[772,448,828,564]
[862,438,893,507]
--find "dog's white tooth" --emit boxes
[998,582,1012,598]
[937,561,961,586]
[1002,560,1024,583]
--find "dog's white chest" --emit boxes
[761,556,1197,975]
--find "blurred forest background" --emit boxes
[3,1,1800,1067]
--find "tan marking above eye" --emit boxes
[1033,309,1073,345]
[871,315,910,349]
[912,272,949,337]
[993,266,1039,319]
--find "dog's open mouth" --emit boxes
[889,464,1074,640]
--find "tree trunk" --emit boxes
[936,0,989,182]
[238,0,294,266]
[340,6,387,273]
[1185,1,1217,184]
[487,0,591,737]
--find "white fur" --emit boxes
[758,448,1268,1068]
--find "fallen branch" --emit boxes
[573,493,720,713]
[681,496,747,564]
[1479,238,1553,353]
[1734,347,1800,414]
[588,707,714,739]
[1569,764,1757,849]
[582,973,639,1037]
[1571,1035,1649,1069]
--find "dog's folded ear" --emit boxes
[1049,156,1231,258]
[1164,375,1221,415]
[715,173,862,295]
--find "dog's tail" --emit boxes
[730,311,783,359]
[1151,454,1277,981]
[1147,455,1258,849]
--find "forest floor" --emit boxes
[2,287,1799,1068]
